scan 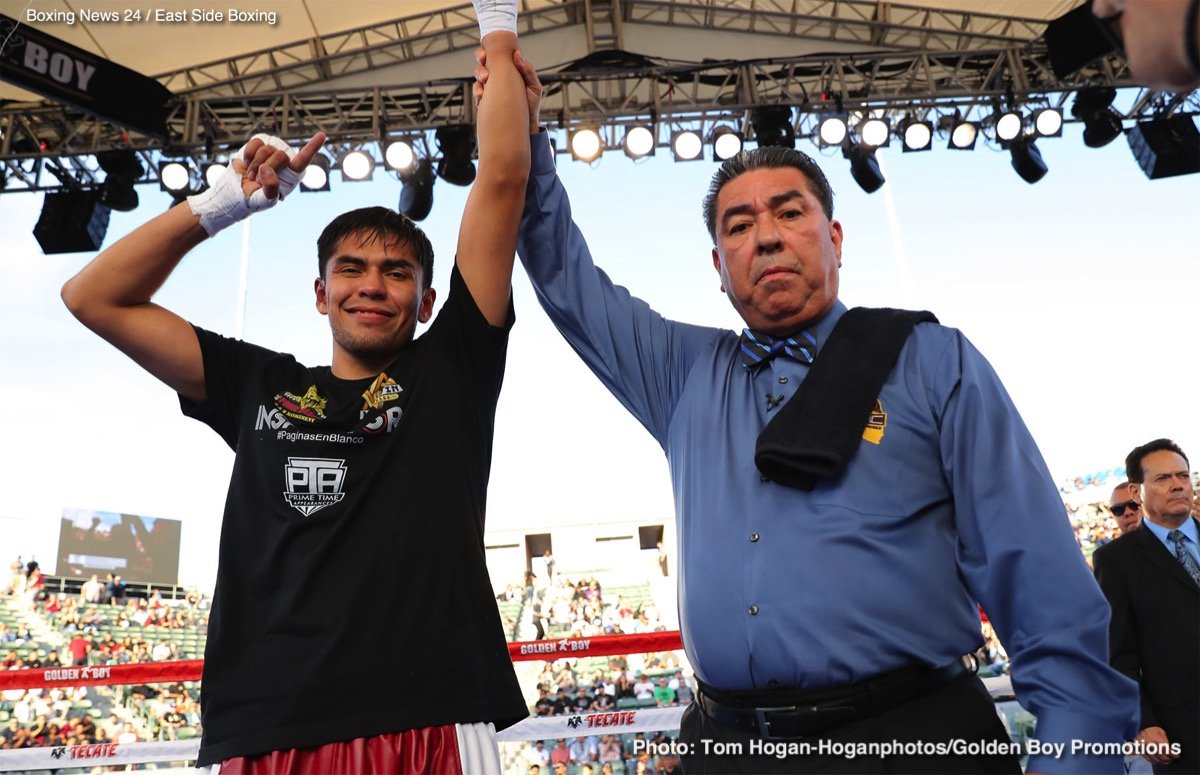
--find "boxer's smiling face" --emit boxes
[316,231,435,379]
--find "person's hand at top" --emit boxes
[474,48,543,133]
[1092,0,1200,91]
[187,132,326,236]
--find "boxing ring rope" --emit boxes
[0,632,689,771]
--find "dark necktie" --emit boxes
[1167,529,1200,587]
[739,328,817,370]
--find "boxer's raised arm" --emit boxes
[455,1,530,327]
[61,133,325,403]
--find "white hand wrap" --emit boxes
[472,0,518,40]
[186,134,303,237]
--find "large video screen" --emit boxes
[56,508,182,585]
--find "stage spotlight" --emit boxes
[1072,87,1123,148]
[994,110,1023,142]
[899,118,933,152]
[751,106,795,148]
[712,127,743,160]
[1033,108,1063,137]
[1127,115,1200,179]
[158,162,190,193]
[1009,137,1048,183]
[340,150,374,181]
[202,162,227,188]
[97,149,142,212]
[844,144,885,193]
[399,158,435,221]
[623,126,655,159]
[948,121,979,150]
[300,154,331,192]
[671,130,703,161]
[436,125,477,185]
[569,127,603,162]
[816,115,848,147]
[858,117,891,148]
[384,139,416,171]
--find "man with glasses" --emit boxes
[1110,481,1144,535]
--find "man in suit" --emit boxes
[1109,481,1144,535]
[1094,439,1199,774]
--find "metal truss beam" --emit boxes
[3,11,1197,195]
[148,1,1046,100]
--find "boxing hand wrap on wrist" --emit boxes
[186,134,302,237]
[472,0,518,40]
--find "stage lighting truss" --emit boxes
[816,114,849,147]
[671,130,704,161]
[899,117,934,152]
[569,127,603,162]
[711,127,744,160]
[340,150,375,181]
[623,125,655,159]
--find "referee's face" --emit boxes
[711,166,843,336]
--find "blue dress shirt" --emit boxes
[1141,515,1200,565]
[517,131,1137,772]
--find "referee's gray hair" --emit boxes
[702,147,836,242]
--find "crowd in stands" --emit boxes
[1,559,209,754]
[4,470,1192,768]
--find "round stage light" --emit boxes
[160,162,190,192]
[570,128,602,162]
[341,151,374,180]
[995,111,1023,142]
[672,131,703,160]
[818,116,848,146]
[385,140,415,171]
[624,126,654,158]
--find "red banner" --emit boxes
[0,632,688,691]
[0,660,203,691]
[508,631,683,661]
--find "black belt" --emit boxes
[696,655,976,741]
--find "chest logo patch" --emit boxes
[275,385,328,424]
[862,398,887,445]
[360,372,403,412]
[283,457,346,516]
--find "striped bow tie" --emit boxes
[739,328,817,369]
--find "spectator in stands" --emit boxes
[593,689,615,711]
[22,562,44,607]
[81,574,105,604]
[1109,481,1144,535]
[572,685,594,713]
[614,672,635,700]
[550,738,571,767]
[524,739,551,770]
[633,673,655,700]
[552,688,571,715]
[534,685,556,716]
[598,733,622,765]
[67,632,90,666]
[654,677,677,707]
[570,734,598,764]
[104,573,124,605]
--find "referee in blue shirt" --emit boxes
[476,52,1138,774]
